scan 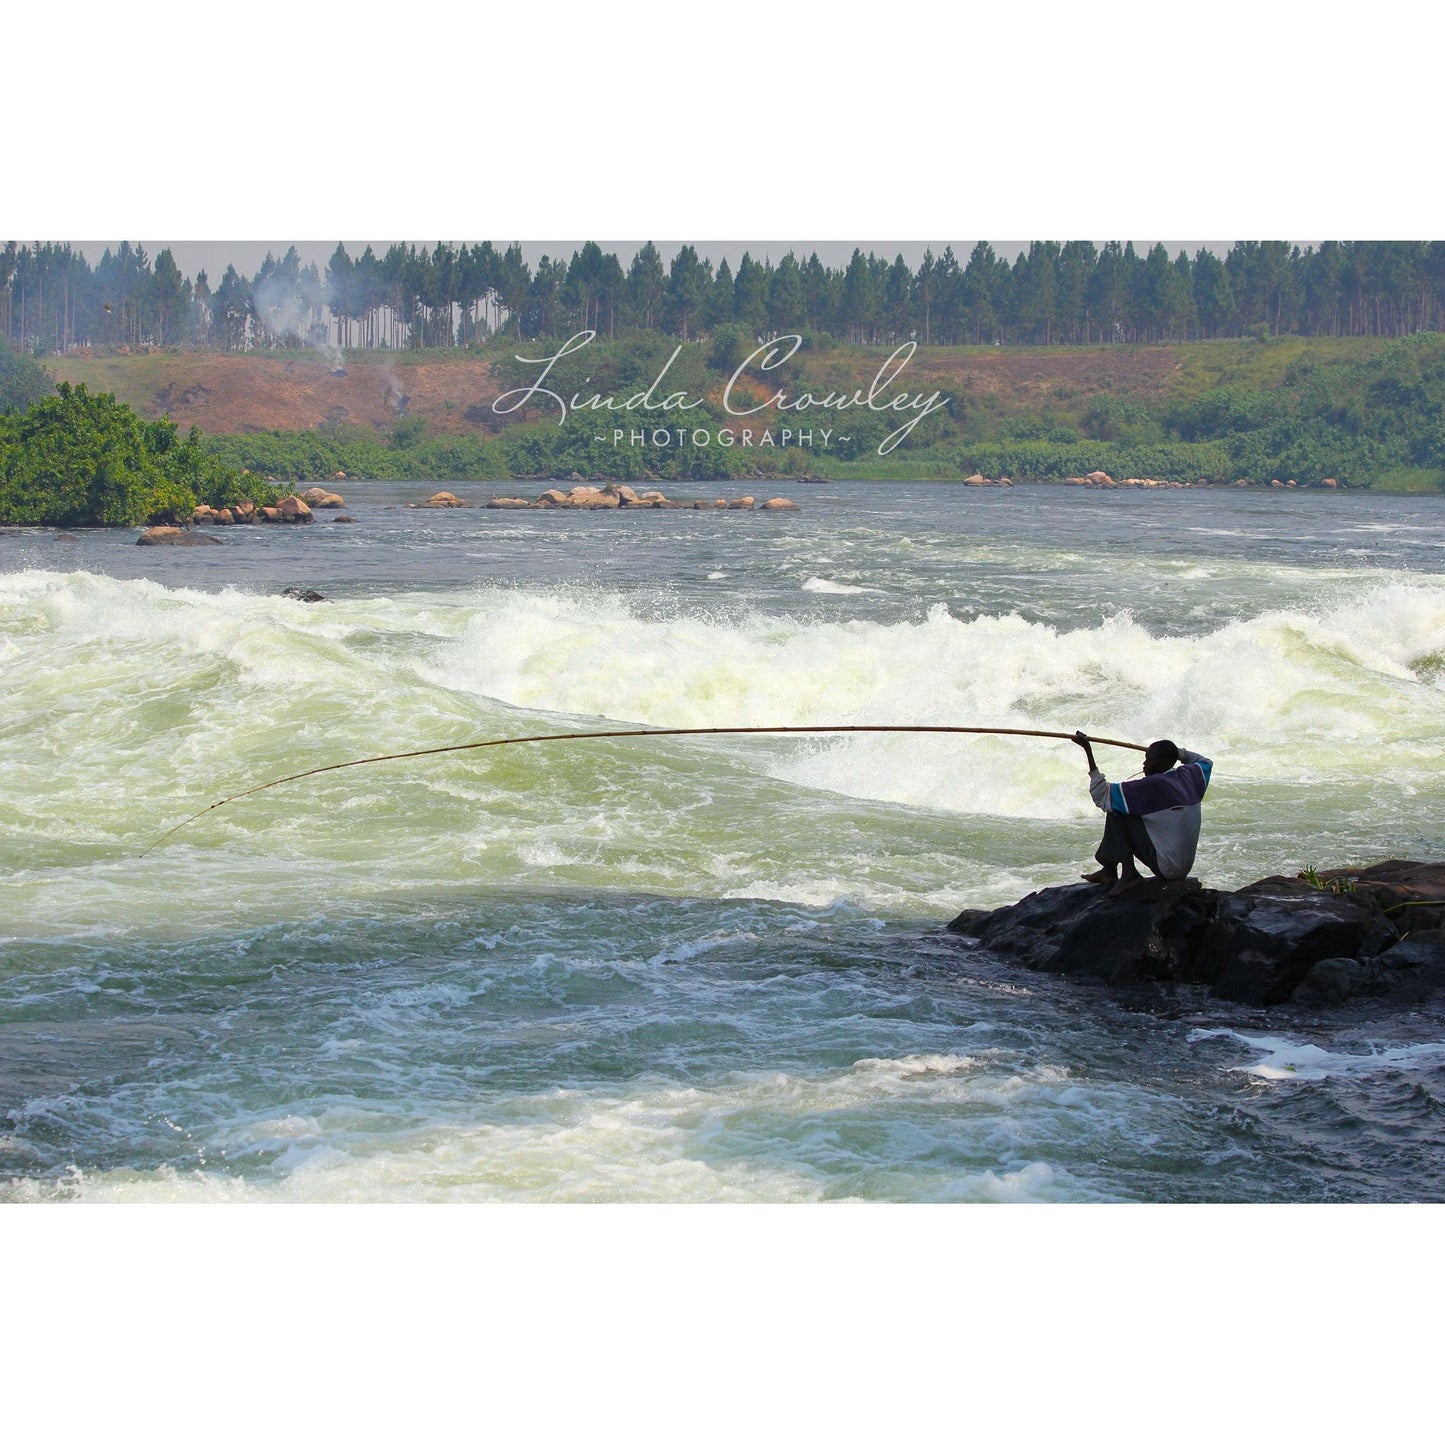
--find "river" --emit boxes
[2,480,1442,1200]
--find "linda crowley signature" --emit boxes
[492,332,950,455]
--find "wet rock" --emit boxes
[1316,861,1445,933]
[570,487,619,508]
[1197,877,1398,1005]
[1362,930,1445,1007]
[332,514,356,522]
[277,496,314,523]
[946,908,994,938]
[946,862,1435,1007]
[137,526,222,546]
[280,587,326,602]
[1374,929,1445,971]
[1292,957,1371,1005]
[954,878,1204,987]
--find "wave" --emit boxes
[4,570,1445,810]
[1,570,1442,920]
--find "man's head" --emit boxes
[1143,739,1180,775]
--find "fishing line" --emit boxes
[140,724,1146,856]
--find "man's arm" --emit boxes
[1073,731,1112,812]
[1177,747,1213,789]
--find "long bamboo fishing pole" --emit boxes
[140,725,1147,856]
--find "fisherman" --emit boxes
[1071,732,1213,897]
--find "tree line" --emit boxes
[6,239,1445,355]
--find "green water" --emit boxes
[3,483,1443,1200]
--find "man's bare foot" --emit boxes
[1081,869,1114,886]
[1108,874,1146,898]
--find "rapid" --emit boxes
[2,482,1442,1200]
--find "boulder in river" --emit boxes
[570,487,619,508]
[946,861,1445,1008]
[277,496,314,523]
[137,526,222,546]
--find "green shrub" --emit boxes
[0,384,249,526]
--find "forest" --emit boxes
[6,239,1445,356]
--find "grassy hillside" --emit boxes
[37,334,1445,490]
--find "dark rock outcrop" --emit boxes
[1317,861,1445,932]
[946,861,1445,1007]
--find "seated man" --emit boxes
[1072,732,1213,898]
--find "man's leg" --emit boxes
[1084,812,1160,891]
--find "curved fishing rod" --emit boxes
[140,724,1147,856]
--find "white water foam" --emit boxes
[1190,1029,1445,1080]
[800,577,883,595]
[0,1055,1104,1203]
[3,570,1444,918]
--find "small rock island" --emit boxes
[946,860,1445,1008]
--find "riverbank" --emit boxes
[33,334,1445,492]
